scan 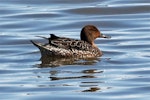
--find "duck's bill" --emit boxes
[100,33,111,39]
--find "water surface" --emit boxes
[0,0,150,100]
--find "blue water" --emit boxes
[0,0,150,100]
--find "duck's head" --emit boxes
[80,25,110,47]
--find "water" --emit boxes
[0,0,150,100]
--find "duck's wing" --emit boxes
[50,37,93,51]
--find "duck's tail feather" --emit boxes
[35,36,49,40]
[30,40,43,49]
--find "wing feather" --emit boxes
[49,37,93,51]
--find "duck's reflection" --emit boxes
[50,75,95,81]
[35,55,106,92]
[82,87,101,92]
[48,69,104,92]
[38,55,100,67]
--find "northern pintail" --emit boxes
[31,25,110,58]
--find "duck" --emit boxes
[31,25,110,58]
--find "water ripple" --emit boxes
[0,0,150,100]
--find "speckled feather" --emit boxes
[49,35,93,50]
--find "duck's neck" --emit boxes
[92,42,98,48]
